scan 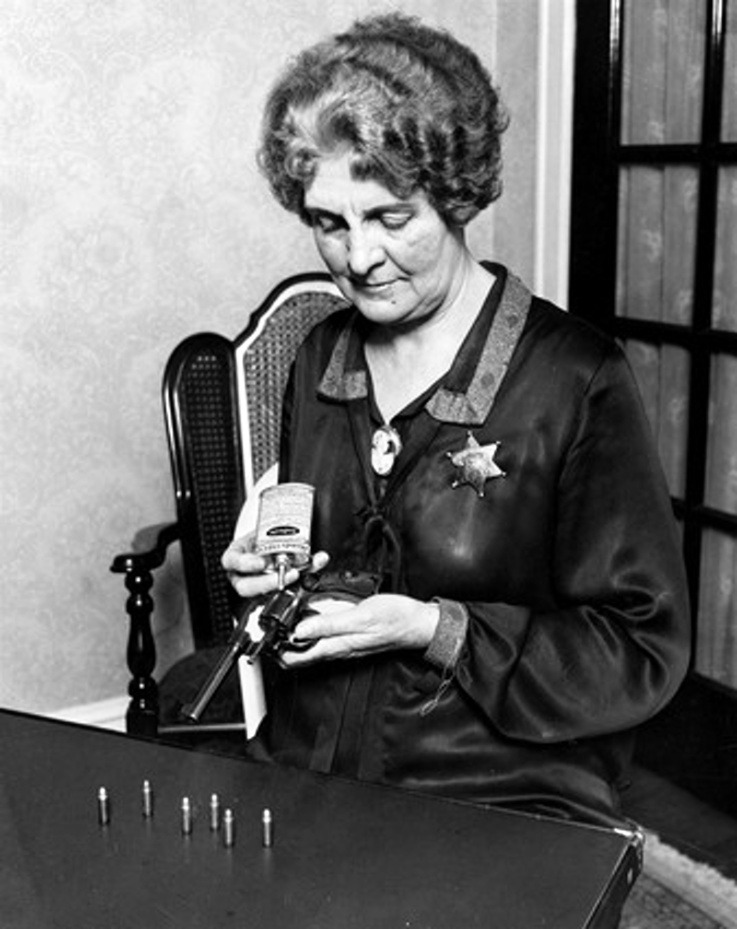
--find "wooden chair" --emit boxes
[111,273,347,736]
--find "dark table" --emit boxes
[0,709,640,928]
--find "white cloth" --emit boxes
[234,463,278,738]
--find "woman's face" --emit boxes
[303,152,467,328]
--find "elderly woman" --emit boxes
[221,13,690,824]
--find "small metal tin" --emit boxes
[254,483,314,582]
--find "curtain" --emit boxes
[698,531,737,689]
[723,0,737,142]
[703,3,737,686]
[713,167,737,331]
[620,0,705,145]
[705,354,737,515]
[617,1,702,501]
[624,340,689,500]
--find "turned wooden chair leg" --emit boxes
[122,567,159,737]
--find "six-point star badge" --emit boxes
[447,431,506,497]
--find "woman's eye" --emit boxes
[380,213,411,230]
[312,214,344,234]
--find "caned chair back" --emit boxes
[163,273,347,648]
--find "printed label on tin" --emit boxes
[254,483,314,567]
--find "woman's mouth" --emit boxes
[355,279,398,296]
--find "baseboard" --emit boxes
[46,696,128,732]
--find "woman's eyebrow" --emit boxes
[303,206,346,226]
[305,202,415,222]
[365,202,415,217]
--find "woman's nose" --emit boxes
[346,226,382,277]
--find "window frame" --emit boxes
[571,0,737,685]
[570,0,737,814]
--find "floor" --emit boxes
[620,873,728,929]
[622,764,737,883]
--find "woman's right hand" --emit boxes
[221,533,330,599]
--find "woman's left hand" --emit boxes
[278,594,439,667]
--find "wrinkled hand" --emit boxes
[279,594,440,668]
[221,533,330,599]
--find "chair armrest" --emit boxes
[110,521,181,574]
[111,521,181,737]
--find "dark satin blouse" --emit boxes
[258,264,690,822]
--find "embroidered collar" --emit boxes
[316,264,532,426]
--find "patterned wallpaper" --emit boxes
[0,0,538,715]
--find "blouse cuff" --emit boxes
[424,598,469,671]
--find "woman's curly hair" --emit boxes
[258,13,509,228]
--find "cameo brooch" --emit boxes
[371,424,403,476]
